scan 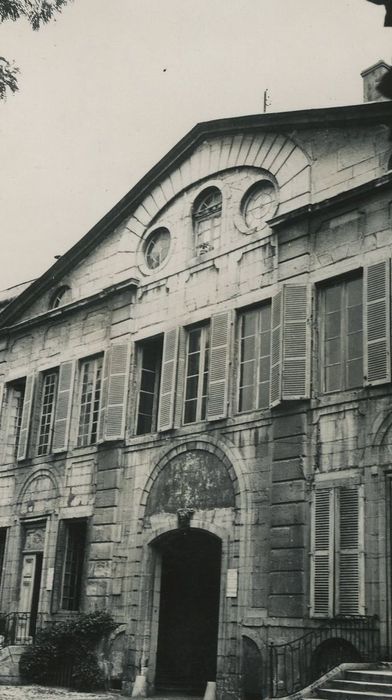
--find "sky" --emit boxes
[0,0,391,290]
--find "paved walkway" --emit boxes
[0,686,120,699]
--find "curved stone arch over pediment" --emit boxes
[126,133,311,239]
[139,439,245,527]
[16,469,59,515]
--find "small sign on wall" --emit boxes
[46,567,54,591]
[226,568,238,598]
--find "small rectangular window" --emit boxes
[61,519,87,611]
[238,303,271,412]
[184,324,210,424]
[77,356,103,446]
[136,337,163,435]
[321,275,363,392]
[37,371,58,456]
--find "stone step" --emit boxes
[319,688,392,700]
[345,671,392,685]
[326,680,392,694]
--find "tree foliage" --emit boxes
[0,0,72,99]
[19,610,118,691]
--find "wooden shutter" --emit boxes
[364,260,391,386]
[337,486,364,615]
[270,290,283,406]
[207,311,232,421]
[103,343,131,440]
[0,383,4,427]
[158,328,179,431]
[311,489,334,617]
[52,361,75,453]
[98,350,110,442]
[282,285,310,400]
[174,328,187,428]
[17,374,35,461]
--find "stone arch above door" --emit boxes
[16,469,59,516]
[141,441,239,526]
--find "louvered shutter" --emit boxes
[270,291,283,406]
[0,383,4,427]
[158,328,179,431]
[174,328,187,428]
[337,486,364,615]
[103,343,131,441]
[364,260,391,386]
[17,374,35,461]
[282,285,310,400]
[207,311,232,421]
[52,361,75,453]
[311,489,334,617]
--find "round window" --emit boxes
[144,227,171,270]
[243,181,277,229]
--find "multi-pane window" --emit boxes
[238,304,271,412]
[61,519,87,611]
[136,338,163,435]
[311,486,364,617]
[322,275,363,392]
[77,357,103,446]
[37,372,58,456]
[193,187,222,252]
[184,325,210,424]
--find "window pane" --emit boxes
[326,311,341,339]
[259,331,271,358]
[239,386,254,413]
[347,331,362,361]
[347,358,363,389]
[347,305,362,333]
[240,360,255,387]
[37,372,57,455]
[188,329,201,353]
[326,365,342,392]
[61,521,86,611]
[258,381,270,409]
[241,336,256,362]
[325,285,341,312]
[185,375,199,400]
[325,337,341,366]
[140,367,156,393]
[347,277,362,305]
[184,399,197,424]
[259,355,270,380]
[187,352,201,376]
[242,311,257,337]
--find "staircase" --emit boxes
[313,666,392,699]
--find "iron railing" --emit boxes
[268,615,380,697]
[0,611,45,646]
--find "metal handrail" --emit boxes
[0,611,45,646]
[268,615,380,697]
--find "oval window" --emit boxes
[144,228,171,270]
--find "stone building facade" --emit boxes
[1,69,392,698]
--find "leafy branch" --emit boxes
[0,0,72,98]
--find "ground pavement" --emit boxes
[0,686,120,699]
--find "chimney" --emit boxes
[361,60,391,102]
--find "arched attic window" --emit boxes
[49,285,71,310]
[192,186,222,253]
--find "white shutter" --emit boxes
[282,285,311,400]
[270,290,283,406]
[207,311,232,421]
[337,486,364,615]
[103,343,131,440]
[311,489,334,617]
[364,260,391,386]
[17,374,35,461]
[158,328,179,431]
[0,383,4,427]
[98,350,110,442]
[174,328,187,428]
[52,361,75,453]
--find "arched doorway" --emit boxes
[154,529,222,694]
